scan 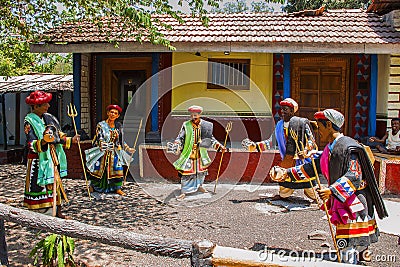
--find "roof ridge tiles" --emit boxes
[36,9,400,45]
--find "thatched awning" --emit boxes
[0,74,73,93]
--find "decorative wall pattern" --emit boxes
[272,54,284,123]
[352,54,371,140]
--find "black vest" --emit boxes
[329,136,388,219]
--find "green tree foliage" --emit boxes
[252,2,274,13]
[267,0,371,13]
[212,0,273,13]
[1,0,220,49]
[0,38,72,76]
[212,0,249,13]
[0,0,220,76]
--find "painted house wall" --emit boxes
[377,54,390,118]
[80,53,91,135]
[171,52,273,115]
[387,54,400,126]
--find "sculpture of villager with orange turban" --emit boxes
[168,105,226,200]
[24,90,79,219]
[242,98,317,201]
[85,104,135,196]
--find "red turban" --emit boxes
[280,98,298,112]
[25,91,52,105]
[188,105,203,114]
[106,104,122,114]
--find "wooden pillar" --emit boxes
[283,53,291,99]
[369,54,378,137]
[15,93,21,146]
[1,94,7,150]
[0,219,8,266]
[73,53,82,129]
[191,240,214,267]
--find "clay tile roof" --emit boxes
[39,9,400,45]
[0,74,73,93]
[367,0,400,15]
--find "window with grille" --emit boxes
[208,59,250,90]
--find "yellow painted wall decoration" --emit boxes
[171,52,273,116]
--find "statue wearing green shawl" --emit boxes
[24,91,79,219]
[170,105,226,201]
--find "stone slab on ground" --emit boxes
[377,200,400,236]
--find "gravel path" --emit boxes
[0,164,399,266]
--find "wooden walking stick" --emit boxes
[49,144,59,217]
[306,136,342,263]
[289,129,321,206]
[67,103,91,200]
[123,118,143,185]
[299,140,322,207]
[214,121,232,193]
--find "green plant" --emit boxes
[30,233,75,267]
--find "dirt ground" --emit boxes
[0,164,399,267]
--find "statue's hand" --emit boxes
[72,134,80,144]
[317,187,332,201]
[241,138,257,152]
[269,166,287,182]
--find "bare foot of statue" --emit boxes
[176,193,186,201]
[198,186,208,193]
[271,195,284,201]
[56,207,72,220]
[116,189,126,196]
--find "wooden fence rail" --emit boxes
[0,219,8,266]
[0,203,194,261]
[0,203,352,267]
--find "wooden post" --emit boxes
[191,240,214,267]
[0,219,8,266]
[1,94,7,151]
[0,203,192,259]
[15,93,20,146]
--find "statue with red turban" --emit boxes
[85,104,134,196]
[24,90,79,219]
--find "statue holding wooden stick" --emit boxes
[242,98,317,201]
[85,104,135,196]
[270,109,388,264]
[168,105,226,201]
[23,91,79,219]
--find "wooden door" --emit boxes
[111,72,119,104]
[102,57,152,132]
[292,56,350,147]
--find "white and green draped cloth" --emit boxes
[173,119,222,194]
[23,112,68,210]
[25,113,67,185]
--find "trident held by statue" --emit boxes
[123,118,143,185]
[214,121,232,193]
[67,103,91,200]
